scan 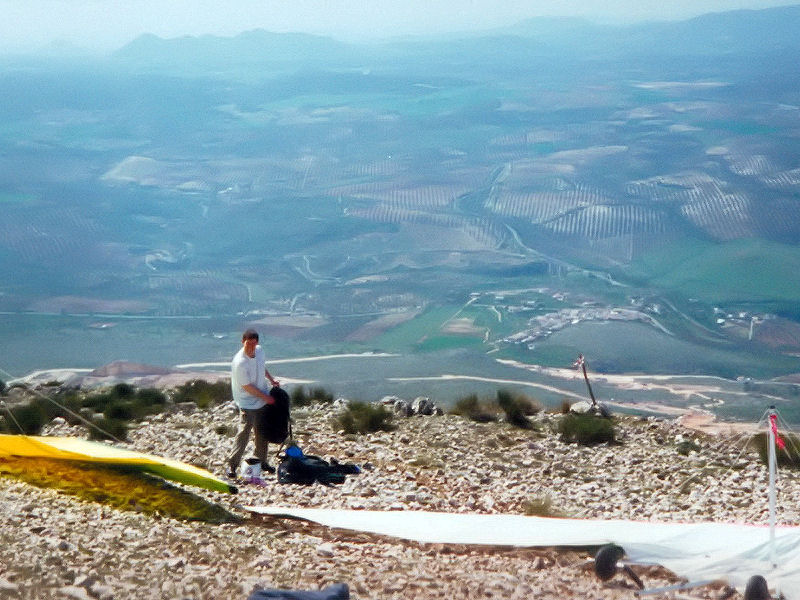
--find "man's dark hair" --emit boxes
[242,328,259,342]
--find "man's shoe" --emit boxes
[261,462,276,474]
[226,466,237,479]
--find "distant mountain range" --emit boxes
[112,30,360,71]
[500,5,800,56]
[112,4,800,71]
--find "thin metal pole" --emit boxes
[580,358,597,407]
[768,406,777,569]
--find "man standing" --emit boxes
[226,329,280,478]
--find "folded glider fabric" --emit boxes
[246,506,800,597]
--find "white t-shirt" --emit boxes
[231,344,267,410]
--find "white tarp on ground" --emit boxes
[247,506,800,597]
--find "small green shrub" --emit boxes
[214,424,235,436]
[130,389,167,418]
[0,379,6,395]
[89,417,129,441]
[291,385,334,407]
[676,440,701,456]
[450,394,498,423]
[496,389,540,430]
[81,391,113,411]
[135,388,167,406]
[172,380,231,409]
[750,432,800,469]
[51,390,83,422]
[104,401,138,421]
[522,495,563,517]
[0,392,84,431]
[291,386,311,406]
[335,401,395,434]
[31,395,65,422]
[1,403,47,434]
[69,386,166,425]
[112,383,135,399]
[558,413,616,445]
[308,386,334,404]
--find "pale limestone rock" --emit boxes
[59,586,92,600]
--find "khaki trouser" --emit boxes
[226,406,267,470]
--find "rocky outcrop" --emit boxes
[9,361,229,391]
[379,395,443,417]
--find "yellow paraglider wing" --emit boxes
[0,434,236,493]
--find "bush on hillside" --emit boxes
[103,400,138,421]
[334,401,395,435]
[80,386,167,419]
[112,383,135,399]
[88,417,129,441]
[290,385,334,407]
[50,390,84,425]
[496,389,541,430]
[0,379,6,395]
[81,391,114,411]
[171,380,231,409]
[1,383,180,438]
[522,495,564,518]
[312,386,334,404]
[1,391,87,434]
[450,394,498,423]
[676,440,701,456]
[135,388,167,407]
[558,413,616,445]
[1,402,47,434]
[290,386,311,407]
[750,432,800,469]
[37,394,78,422]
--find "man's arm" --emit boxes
[264,367,279,387]
[242,383,275,404]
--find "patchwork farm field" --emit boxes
[2,13,800,401]
[641,239,800,306]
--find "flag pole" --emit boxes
[574,354,597,407]
[767,405,778,569]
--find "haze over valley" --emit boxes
[2,5,800,420]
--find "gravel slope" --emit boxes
[1,401,797,599]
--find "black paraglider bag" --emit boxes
[257,386,291,444]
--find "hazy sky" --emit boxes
[1,0,798,53]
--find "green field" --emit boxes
[372,305,471,351]
[631,238,800,305]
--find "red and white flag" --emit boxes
[769,413,786,450]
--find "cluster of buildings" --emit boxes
[503,306,656,349]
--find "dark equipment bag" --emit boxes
[277,455,345,486]
[248,583,350,600]
[277,449,360,486]
[257,386,291,444]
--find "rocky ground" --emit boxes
[2,398,799,599]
